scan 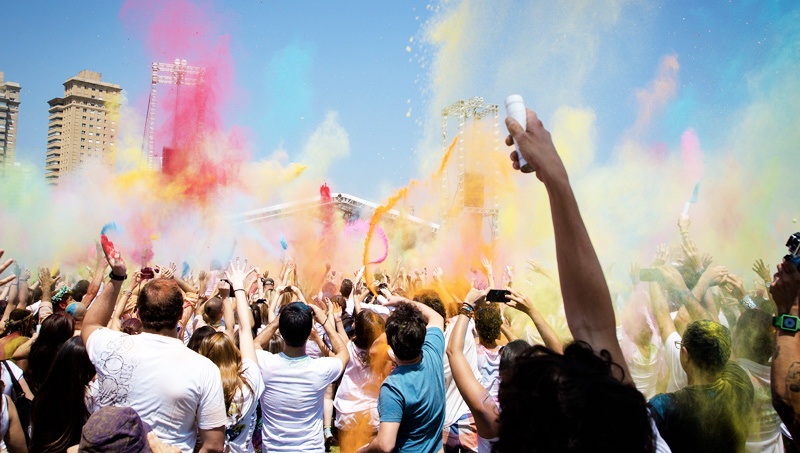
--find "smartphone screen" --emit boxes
[486,289,512,303]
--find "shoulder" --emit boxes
[86,327,126,350]
[423,327,445,355]
[648,393,676,419]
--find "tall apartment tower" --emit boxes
[45,70,121,185]
[0,72,21,175]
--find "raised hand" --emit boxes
[19,268,31,283]
[505,288,534,313]
[651,244,669,268]
[225,258,256,290]
[432,266,444,283]
[680,238,701,271]
[700,253,713,270]
[480,258,493,276]
[629,262,641,286]
[130,271,143,288]
[656,265,689,292]
[702,265,729,286]
[678,214,691,235]
[505,107,567,183]
[753,259,771,284]
[0,250,14,286]
[217,280,231,299]
[721,273,747,300]
[771,259,800,314]
[38,267,59,289]
[463,288,488,308]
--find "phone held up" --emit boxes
[486,289,512,303]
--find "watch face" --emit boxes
[783,316,798,330]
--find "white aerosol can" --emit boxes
[504,95,534,173]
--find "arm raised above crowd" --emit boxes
[309,300,349,371]
[506,109,629,382]
[81,250,126,345]
[226,259,258,363]
[770,259,800,443]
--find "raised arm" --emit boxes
[384,295,445,331]
[309,300,349,370]
[770,259,800,444]
[505,288,563,354]
[81,249,127,345]
[506,109,629,382]
[15,268,30,310]
[226,259,258,363]
[36,268,58,323]
[446,289,499,439]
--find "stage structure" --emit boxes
[440,97,501,242]
[228,192,440,235]
[140,59,206,169]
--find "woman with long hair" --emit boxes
[29,337,96,453]
[333,309,386,450]
[0,310,36,360]
[23,313,75,395]
[197,260,264,453]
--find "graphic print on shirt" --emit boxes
[96,336,138,406]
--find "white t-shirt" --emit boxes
[476,344,501,401]
[628,343,660,401]
[86,328,228,452]
[334,341,381,429]
[0,361,24,398]
[738,358,784,453]
[443,317,481,429]
[256,350,344,452]
[664,331,687,392]
[226,358,265,453]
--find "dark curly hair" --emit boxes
[413,290,447,319]
[385,302,427,361]
[496,342,654,453]
[733,309,773,364]
[136,279,184,332]
[682,320,731,374]
[475,305,502,343]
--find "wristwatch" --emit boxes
[773,314,800,332]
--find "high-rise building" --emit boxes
[0,71,21,175]
[45,70,121,185]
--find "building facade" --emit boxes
[0,71,21,175]
[46,70,121,185]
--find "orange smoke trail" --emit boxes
[362,136,458,291]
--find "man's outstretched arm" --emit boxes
[506,109,630,383]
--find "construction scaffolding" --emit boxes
[140,59,206,169]
[440,96,501,242]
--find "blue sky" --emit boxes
[1,0,796,199]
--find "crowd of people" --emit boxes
[0,109,798,453]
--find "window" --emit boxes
[83,108,87,112]
[89,132,93,136]
[82,116,86,119]
[80,146,84,149]
[81,123,86,127]
[81,131,85,135]
[91,96,95,99]
[81,138,85,142]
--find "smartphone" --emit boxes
[140,267,155,279]
[486,289,512,303]
[639,269,660,282]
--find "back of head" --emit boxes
[121,318,143,336]
[499,339,530,381]
[278,290,294,308]
[353,310,386,351]
[6,308,35,336]
[322,281,337,300]
[203,297,224,324]
[385,303,427,361]
[497,342,654,453]
[72,280,91,303]
[198,332,249,415]
[78,406,151,453]
[475,305,502,343]
[279,302,313,348]
[136,279,183,332]
[66,302,87,322]
[734,309,774,364]
[340,279,353,298]
[683,320,731,374]
[29,312,75,393]
[413,290,447,319]
[31,337,96,452]
[187,326,217,352]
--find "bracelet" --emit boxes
[109,271,127,281]
[740,295,757,310]
[323,315,329,325]
[123,290,133,296]
[459,303,474,318]
[234,288,246,294]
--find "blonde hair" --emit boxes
[198,333,254,419]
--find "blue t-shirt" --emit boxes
[378,327,446,453]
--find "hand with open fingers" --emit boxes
[526,258,545,275]
[432,266,443,283]
[681,239,701,271]
[38,268,59,288]
[464,288,488,308]
[226,258,255,291]
[651,244,669,268]
[505,288,534,313]
[770,260,800,313]
[700,253,713,270]
[480,258,493,276]
[753,259,771,283]
[19,268,31,283]
[331,298,343,321]
[325,297,335,320]
[0,250,14,282]
[505,107,566,183]
[703,265,729,286]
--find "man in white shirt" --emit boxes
[255,301,349,452]
[81,253,226,453]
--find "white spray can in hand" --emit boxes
[504,95,534,173]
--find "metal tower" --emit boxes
[140,59,206,169]
[440,96,501,242]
